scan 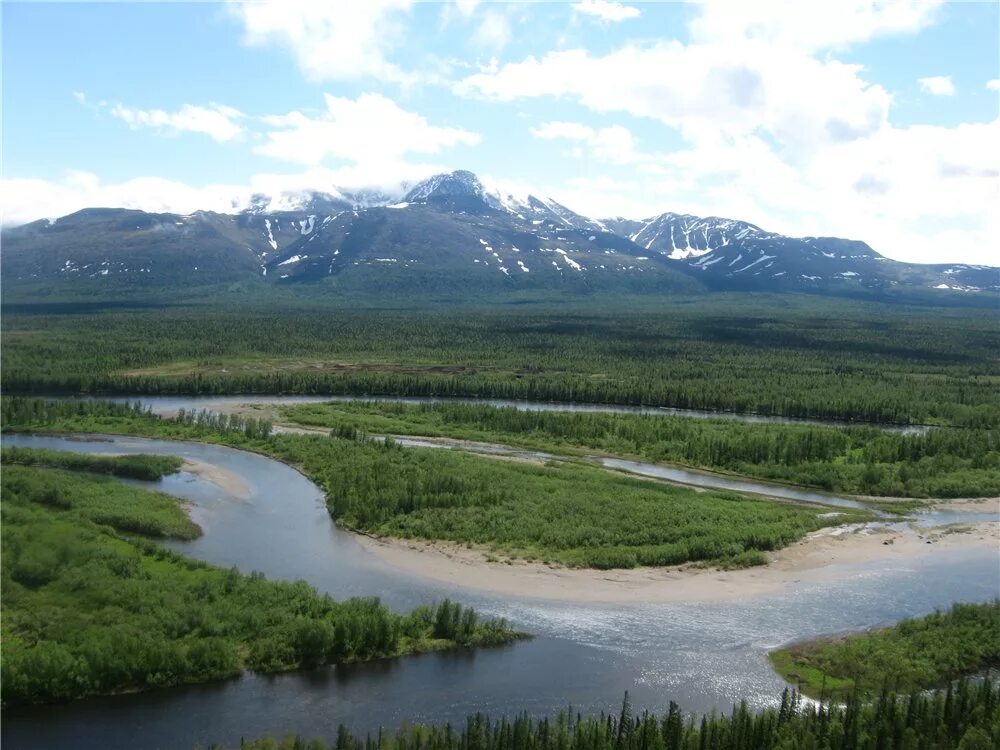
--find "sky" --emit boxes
[2,0,998,264]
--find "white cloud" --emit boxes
[232,0,416,84]
[2,93,482,225]
[689,0,944,51]
[532,121,642,165]
[571,0,640,23]
[256,93,480,167]
[0,164,445,227]
[458,42,891,154]
[453,1,997,264]
[917,75,955,96]
[472,10,512,51]
[986,79,999,91]
[108,102,246,142]
[539,119,1000,265]
[1,172,242,225]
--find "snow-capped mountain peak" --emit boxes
[403,170,487,204]
[3,168,995,298]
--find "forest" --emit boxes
[0,451,521,706]
[1,398,874,570]
[281,401,1000,499]
[212,681,1000,750]
[769,601,1000,701]
[3,295,998,427]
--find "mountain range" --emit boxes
[3,170,996,301]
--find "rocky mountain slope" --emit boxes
[2,170,995,299]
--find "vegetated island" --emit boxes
[2,397,878,571]
[0,448,524,707]
[280,401,1000,500]
[769,601,1000,701]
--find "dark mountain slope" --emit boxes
[2,170,995,302]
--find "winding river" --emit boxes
[83,393,933,434]
[1,397,995,750]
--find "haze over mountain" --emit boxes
[3,170,996,300]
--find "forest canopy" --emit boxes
[282,401,1000,499]
[769,601,1000,700]
[4,297,998,427]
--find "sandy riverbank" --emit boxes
[926,497,1000,513]
[357,521,1000,604]
[181,458,251,499]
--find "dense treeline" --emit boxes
[1,398,873,570]
[284,402,1000,498]
[770,601,1000,701]
[1,396,272,440]
[174,407,273,439]
[1,446,183,481]
[1,395,151,424]
[3,298,998,426]
[215,682,1000,750]
[0,464,521,706]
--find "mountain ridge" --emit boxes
[3,170,996,299]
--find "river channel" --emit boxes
[1,397,995,750]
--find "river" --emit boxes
[1,404,994,750]
[82,393,933,434]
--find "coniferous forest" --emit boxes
[769,602,1000,700]
[1,298,997,749]
[282,401,1000,498]
[3,297,998,427]
[218,682,1000,750]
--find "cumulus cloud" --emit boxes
[8,0,992,265]
[571,0,640,23]
[231,0,416,84]
[458,42,891,154]
[453,0,996,263]
[2,92,482,225]
[256,93,480,167]
[689,0,944,51]
[917,75,956,96]
[536,118,1000,265]
[107,102,246,142]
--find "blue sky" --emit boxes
[2,1,998,263]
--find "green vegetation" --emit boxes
[214,683,1000,750]
[1,446,184,481]
[0,461,200,540]
[271,435,870,570]
[2,398,873,570]
[282,402,1000,499]
[1,396,273,440]
[4,296,999,426]
[769,602,1000,700]
[0,459,522,706]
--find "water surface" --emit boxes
[2,432,995,750]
